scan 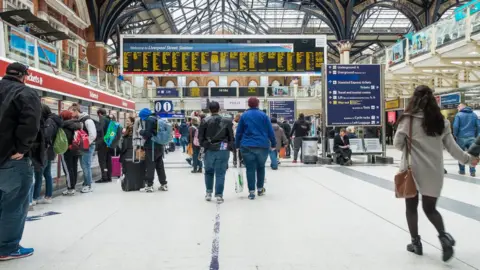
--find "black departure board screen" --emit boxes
[122,36,325,74]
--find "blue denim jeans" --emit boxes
[180,137,188,153]
[457,137,476,173]
[80,143,95,187]
[204,150,229,196]
[0,158,33,255]
[269,149,278,169]
[33,159,53,200]
[240,147,269,192]
[192,147,203,171]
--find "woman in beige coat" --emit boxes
[394,85,478,262]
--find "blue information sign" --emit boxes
[269,100,295,123]
[325,64,382,126]
[154,100,174,113]
[439,92,461,109]
[156,88,179,97]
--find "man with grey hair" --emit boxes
[0,62,41,260]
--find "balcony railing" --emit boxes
[2,22,132,98]
[357,0,480,68]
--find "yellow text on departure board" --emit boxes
[153,52,161,71]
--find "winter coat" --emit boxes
[272,124,288,151]
[235,108,276,149]
[394,112,472,197]
[453,107,480,138]
[290,118,310,138]
[44,114,63,161]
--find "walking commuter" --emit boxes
[189,117,203,173]
[236,97,276,200]
[199,101,234,203]
[453,103,479,176]
[394,85,478,262]
[138,108,168,192]
[70,103,96,191]
[33,105,63,204]
[333,128,352,165]
[281,120,292,158]
[179,120,189,153]
[0,62,41,261]
[270,118,288,170]
[232,113,243,167]
[59,111,83,196]
[290,113,310,163]
[95,109,112,183]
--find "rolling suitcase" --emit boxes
[121,148,146,192]
[111,149,122,178]
[168,141,175,152]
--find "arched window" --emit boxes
[248,80,258,87]
[271,80,281,87]
[165,80,175,87]
[207,80,217,87]
[230,80,240,87]
[189,80,199,87]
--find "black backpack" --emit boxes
[93,119,105,144]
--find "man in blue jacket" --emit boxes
[453,103,480,176]
[236,97,276,200]
[179,120,189,153]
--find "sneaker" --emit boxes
[81,186,93,193]
[62,189,75,196]
[292,160,298,164]
[159,185,168,191]
[186,158,192,165]
[248,192,256,200]
[471,172,476,177]
[38,198,52,204]
[118,175,125,182]
[459,171,465,175]
[0,247,35,261]
[216,196,224,204]
[0,247,34,261]
[205,193,212,201]
[258,187,266,196]
[28,204,34,211]
[140,186,154,193]
[197,168,203,173]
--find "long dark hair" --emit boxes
[399,85,444,136]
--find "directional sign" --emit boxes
[269,100,295,123]
[325,64,382,127]
[154,100,174,113]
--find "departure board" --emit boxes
[122,36,326,74]
[239,52,248,72]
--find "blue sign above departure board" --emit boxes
[156,88,179,97]
[325,64,382,126]
[269,100,295,123]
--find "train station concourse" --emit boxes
[1,0,480,269]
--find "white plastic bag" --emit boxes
[234,150,244,193]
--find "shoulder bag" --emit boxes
[394,116,418,198]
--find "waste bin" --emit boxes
[302,136,318,164]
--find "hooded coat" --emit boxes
[272,123,288,151]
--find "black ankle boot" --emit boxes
[439,232,455,262]
[407,235,423,255]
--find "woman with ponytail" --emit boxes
[394,85,478,262]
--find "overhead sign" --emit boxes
[211,87,236,97]
[239,87,265,97]
[385,98,400,110]
[325,64,382,126]
[440,92,461,109]
[224,98,246,110]
[156,88,179,97]
[154,100,174,113]
[157,112,185,118]
[269,100,295,123]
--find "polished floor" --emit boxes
[2,148,480,270]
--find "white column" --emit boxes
[337,41,353,64]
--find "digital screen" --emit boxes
[122,38,325,74]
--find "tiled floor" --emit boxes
[2,149,479,270]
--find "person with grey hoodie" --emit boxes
[394,85,478,262]
[270,118,288,170]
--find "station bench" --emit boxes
[326,138,383,164]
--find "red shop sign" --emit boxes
[0,58,135,110]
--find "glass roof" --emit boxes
[362,6,411,29]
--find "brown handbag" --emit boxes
[394,116,418,198]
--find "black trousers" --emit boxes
[285,139,292,157]
[98,142,112,181]
[335,148,352,165]
[61,151,79,189]
[145,145,167,187]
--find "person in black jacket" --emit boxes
[33,105,63,204]
[59,110,83,196]
[96,108,112,183]
[289,113,311,163]
[0,62,41,261]
[281,120,292,158]
[333,128,352,166]
[138,108,168,193]
[119,116,135,179]
[199,101,234,203]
